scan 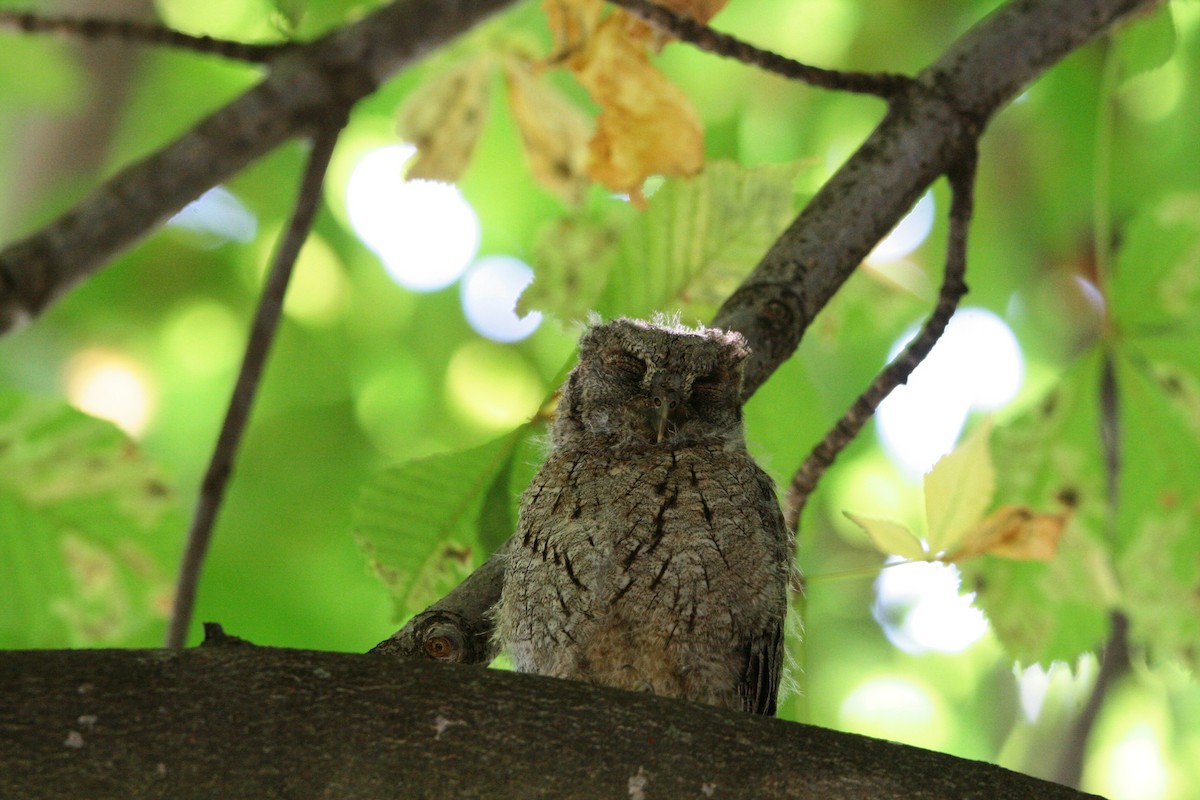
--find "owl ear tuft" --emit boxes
[713,329,750,362]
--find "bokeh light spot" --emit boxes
[65,349,155,437]
[161,300,242,377]
[345,145,480,292]
[877,308,1023,474]
[1102,723,1170,800]
[873,559,989,654]
[460,256,543,343]
[278,234,350,325]
[839,675,947,749]
[154,0,274,38]
[1119,61,1184,123]
[868,190,935,264]
[445,342,542,431]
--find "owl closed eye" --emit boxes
[560,319,749,449]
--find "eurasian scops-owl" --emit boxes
[496,318,791,714]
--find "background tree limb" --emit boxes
[0,644,1103,799]
[0,0,519,332]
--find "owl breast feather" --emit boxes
[502,441,787,705]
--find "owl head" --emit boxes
[553,318,750,449]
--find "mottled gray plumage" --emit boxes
[496,318,791,714]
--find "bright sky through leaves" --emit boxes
[346,145,481,292]
[167,186,257,246]
[867,190,935,264]
[877,308,1023,474]
[460,256,543,343]
[873,559,989,654]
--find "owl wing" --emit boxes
[739,616,784,715]
[737,468,791,716]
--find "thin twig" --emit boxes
[607,0,915,99]
[784,150,978,532]
[1054,612,1129,787]
[1054,341,1127,784]
[0,10,295,63]
[166,120,345,649]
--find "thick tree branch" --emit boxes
[715,0,1152,398]
[166,122,345,649]
[0,646,1103,799]
[0,0,519,332]
[384,0,1156,662]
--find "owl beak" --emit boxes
[652,389,685,443]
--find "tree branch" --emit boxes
[166,121,345,649]
[608,0,913,98]
[0,9,295,63]
[382,0,1156,662]
[0,645,1103,800]
[784,151,976,532]
[0,0,519,333]
[717,0,1152,398]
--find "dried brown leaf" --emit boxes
[948,504,1069,563]
[504,57,591,205]
[571,11,703,206]
[397,56,493,183]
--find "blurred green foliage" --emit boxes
[1,0,1199,797]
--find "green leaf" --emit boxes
[596,159,805,320]
[354,427,529,619]
[476,441,520,554]
[923,419,995,555]
[0,391,181,648]
[1112,354,1200,669]
[843,511,927,561]
[959,357,1114,664]
[1113,2,1176,82]
[520,212,628,322]
[1111,193,1200,335]
[269,0,306,34]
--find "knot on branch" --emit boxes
[371,610,494,664]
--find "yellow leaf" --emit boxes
[544,0,605,61]
[843,511,928,561]
[504,57,591,205]
[571,12,703,205]
[947,505,1068,563]
[924,419,995,555]
[625,0,730,49]
[396,56,493,183]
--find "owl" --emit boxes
[495,317,791,715]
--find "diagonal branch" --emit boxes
[608,0,914,98]
[0,0,520,333]
[0,9,296,63]
[784,151,977,533]
[714,0,1152,400]
[166,120,345,649]
[378,0,1156,661]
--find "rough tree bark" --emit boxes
[0,641,1103,800]
[0,0,1157,796]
